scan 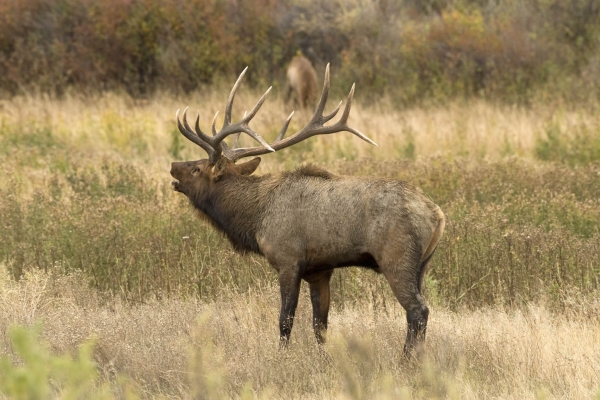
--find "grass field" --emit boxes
[1,88,600,398]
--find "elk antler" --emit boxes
[176,67,275,162]
[176,64,376,163]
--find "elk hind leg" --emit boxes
[380,248,429,357]
[306,271,333,344]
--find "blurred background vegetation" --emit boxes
[1,0,599,104]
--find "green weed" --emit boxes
[535,122,600,165]
[0,325,120,400]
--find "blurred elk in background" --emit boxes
[284,54,318,109]
[170,65,445,356]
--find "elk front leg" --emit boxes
[278,267,302,347]
[306,271,333,344]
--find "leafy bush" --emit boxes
[0,0,288,96]
[0,0,599,102]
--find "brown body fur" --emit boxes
[284,56,318,109]
[171,158,445,355]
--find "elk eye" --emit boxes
[192,167,200,174]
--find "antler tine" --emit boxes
[182,108,212,144]
[322,100,342,124]
[176,108,214,155]
[231,113,247,149]
[213,86,272,141]
[181,107,194,134]
[328,83,377,146]
[239,126,275,151]
[276,111,294,142]
[338,83,356,125]
[241,86,272,122]
[310,63,331,125]
[224,67,248,126]
[194,111,213,143]
[211,111,219,137]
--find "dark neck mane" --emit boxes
[192,174,272,254]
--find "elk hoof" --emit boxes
[403,343,425,360]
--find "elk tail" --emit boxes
[418,208,446,292]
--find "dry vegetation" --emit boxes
[1,89,600,398]
[1,266,599,399]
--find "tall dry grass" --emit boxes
[1,89,596,170]
[1,267,599,399]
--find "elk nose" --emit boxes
[170,162,181,177]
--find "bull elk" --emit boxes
[284,55,318,109]
[170,65,445,356]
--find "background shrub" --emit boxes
[0,0,599,103]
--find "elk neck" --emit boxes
[193,173,273,254]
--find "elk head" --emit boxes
[170,158,261,196]
[170,64,377,197]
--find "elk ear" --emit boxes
[236,157,261,176]
[212,158,230,181]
